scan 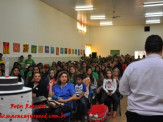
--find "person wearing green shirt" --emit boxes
[25,54,35,66]
[0,53,5,64]
[18,55,27,72]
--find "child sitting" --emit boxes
[74,74,87,122]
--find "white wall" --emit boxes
[90,25,163,57]
[0,0,90,68]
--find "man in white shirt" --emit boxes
[119,35,163,122]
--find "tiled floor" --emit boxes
[104,96,127,122]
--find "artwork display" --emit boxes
[13,43,20,52]
[51,47,54,54]
[38,45,43,53]
[56,47,59,55]
[3,42,9,54]
[23,44,29,53]
[45,46,49,53]
[31,45,37,53]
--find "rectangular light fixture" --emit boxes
[90,15,106,20]
[100,21,113,26]
[143,1,163,7]
[75,5,93,11]
[146,19,160,24]
[145,12,163,17]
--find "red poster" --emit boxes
[13,43,20,52]
[3,42,9,54]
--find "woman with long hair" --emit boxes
[68,66,77,84]
[27,72,48,98]
[10,67,24,84]
[100,69,118,118]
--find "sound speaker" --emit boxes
[92,52,97,58]
[144,26,150,32]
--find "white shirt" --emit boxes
[119,54,163,115]
[103,79,117,94]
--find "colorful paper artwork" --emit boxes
[31,45,37,53]
[64,48,67,54]
[60,48,64,54]
[75,49,77,55]
[68,48,71,54]
[51,47,54,54]
[78,49,80,56]
[0,41,1,51]
[3,42,9,54]
[72,49,74,54]
[23,44,29,53]
[38,45,43,53]
[83,50,85,55]
[80,49,83,55]
[45,46,49,53]
[56,47,59,55]
[13,43,20,52]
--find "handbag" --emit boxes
[47,97,64,108]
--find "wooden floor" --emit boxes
[104,96,127,122]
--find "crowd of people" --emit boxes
[0,53,139,122]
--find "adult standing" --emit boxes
[25,54,35,66]
[119,35,163,122]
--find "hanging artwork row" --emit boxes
[0,41,85,56]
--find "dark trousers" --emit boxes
[37,106,71,122]
[76,96,88,120]
[100,92,118,111]
[126,111,163,122]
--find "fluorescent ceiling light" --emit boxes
[75,5,93,11]
[100,21,113,26]
[143,1,163,7]
[145,12,163,17]
[90,15,106,20]
[146,19,160,24]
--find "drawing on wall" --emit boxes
[51,47,54,54]
[60,48,64,54]
[75,49,77,55]
[45,46,49,53]
[0,41,1,52]
[64,48,67,54]
[31,45,37,53]
[3,42,10,54]
[23,44,29,53]
[13,43,20,52]
[80,49,83,55]
[78,49,80,56]
[56,47,59,55]
[83,50,85,55]
[72,49,74,54]
[38,45,43,53]
[68,48,71,54]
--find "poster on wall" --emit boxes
[23,44,29,53]
[64,48,67,54]
[38,45,43,53]
[45,46,49,53]
[72,49,74,54]
[83,50,85,55]
[13,43,20,52]
[0,41,1,52]
[68,48,71,54]
[56,47,59,55]
[3,42,10,54]
[51,47,54,54]
[60,48,64,54]
[78,49,80,56]
[80,49,83,55]
[31,45,37,53]
[75,49,77,55]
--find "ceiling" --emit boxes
[40,0,163,26]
